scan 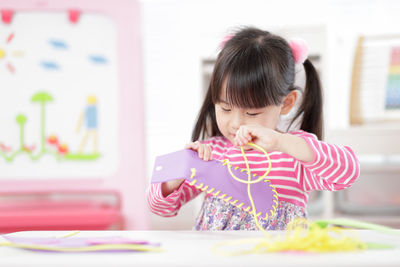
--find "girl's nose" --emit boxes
[230,112,244,130]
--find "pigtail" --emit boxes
[297,59,323,139]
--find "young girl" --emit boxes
[146,27,359,230]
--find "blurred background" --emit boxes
[0,0,399,232]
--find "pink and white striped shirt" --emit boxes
[146,131,360,230]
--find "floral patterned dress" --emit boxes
[194,195,307,230]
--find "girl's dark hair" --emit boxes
[192,27,323,141]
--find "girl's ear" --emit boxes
[280,90,298,115]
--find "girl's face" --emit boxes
[215,96,282,145]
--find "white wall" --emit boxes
[140,0,400,229]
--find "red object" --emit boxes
[6,33,14,43]
[0,143,11,152]
[58,144,68,154]
[0,191,122,233]
[6,63,15,74]
[390,47,400,65]
[1,10,13,24]
[47,135,59,146]
[68,9,80,24]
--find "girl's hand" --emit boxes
[185,141,213,161]
[235,125,315,162]
[162,141,213,197]
[234,125,282,152]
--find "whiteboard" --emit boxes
[0,12,119,179]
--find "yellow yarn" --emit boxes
[240,143,271,237]
[189,144,278,220]
[226,143,271,184]
[212,142,373,255]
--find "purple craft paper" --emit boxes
[3,236,160,252]
[151,149,278,218]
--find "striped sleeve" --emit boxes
[293,131,360,192]
[200,136,227,152]
[146,181,202,217]
[146,137,220,217]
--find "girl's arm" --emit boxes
[277,133,315,162]
[235,125,360,190]
[161,179,185,197]
[146,141,213,217]
[293,131,360,191]
[146,182,202,217]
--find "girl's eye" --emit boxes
[246,112,260,116]
[221,107,231,112]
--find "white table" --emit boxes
[1,230,400,267]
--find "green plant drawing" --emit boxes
[31,92,53,153]
[0,92,100,162]
[16,114,26,150]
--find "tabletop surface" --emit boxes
[1,230,400,267]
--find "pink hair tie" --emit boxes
[289,38,309,64]
[219,34,234,49]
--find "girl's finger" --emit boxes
[244,127,252,141]
[184,143,192,149]
[237,127,248,146]
[202,145,208,160]
[242,128,250,144]
[204,145,212,161]
[234,128,242,146]
[198,144,204,158]
[233,136,240,147]
[184,142,198,150]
